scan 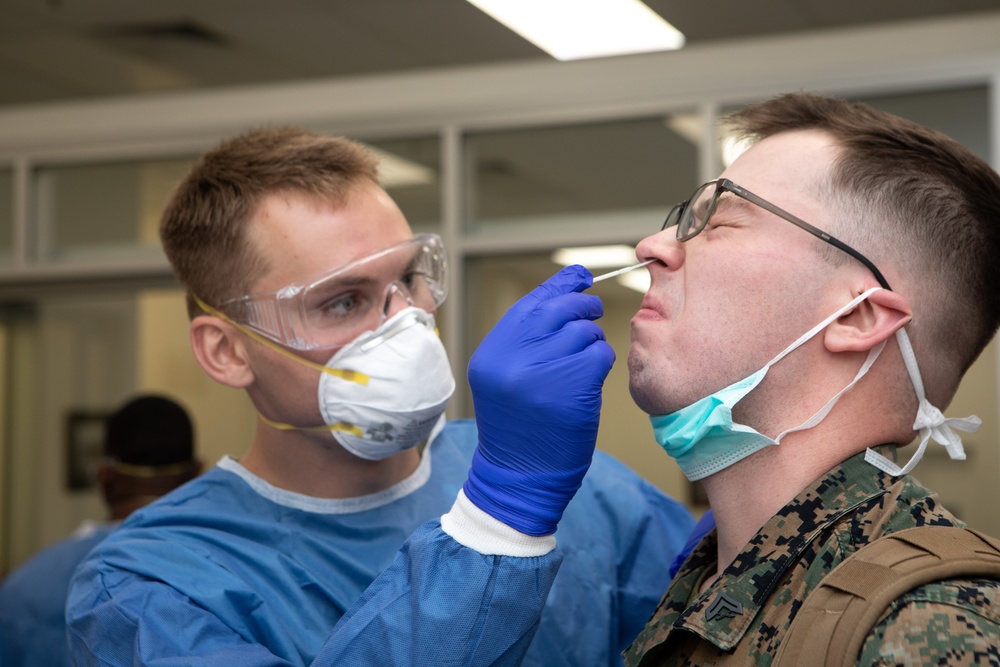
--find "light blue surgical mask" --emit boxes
[651,289,886,481]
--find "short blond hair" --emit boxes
[159,126,379,317]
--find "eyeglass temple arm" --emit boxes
[731,183,892,291]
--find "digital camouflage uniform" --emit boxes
[624,451,1000,666]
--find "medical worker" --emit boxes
[66,126,695,666]
[0,394,199,667]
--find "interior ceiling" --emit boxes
[2,0,999,109]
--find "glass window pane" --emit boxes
[465,115,700,239]
[0,285,257,566]
[855,85,989,160]
[717,86,990,169]
[33,157,194,262]
[0,168,12,262]
[364,136,441,234]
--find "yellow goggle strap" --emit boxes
[193,295,369,386]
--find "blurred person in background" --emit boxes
[0,393,200,667]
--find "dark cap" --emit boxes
[104,395,195,467]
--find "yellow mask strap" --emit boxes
[258,412,364,437]
[193,295,369,386]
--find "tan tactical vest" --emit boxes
[775,526,1000,666]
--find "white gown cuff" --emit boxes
[440,489,557,557]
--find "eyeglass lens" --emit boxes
[662,181,719,240]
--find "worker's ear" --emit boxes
[95,460,115,488]
[824,289,911,353]
[190,315,255,388]
[95,460,119,506]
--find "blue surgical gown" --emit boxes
[0,522,115,667]
[67,419,694,666]
[669,509,716,578]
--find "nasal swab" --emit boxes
[591,259,654,283]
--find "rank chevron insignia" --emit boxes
[705,593,743,621]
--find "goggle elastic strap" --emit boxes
[193,295,370,385]
[194,295,369,436]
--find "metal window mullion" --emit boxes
[31,164,55,265]
[440,124,466,417]
[11,158,32,266]
[700,102,722,183]
[991,73,1000,489]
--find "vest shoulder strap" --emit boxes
[775,525,1000,666]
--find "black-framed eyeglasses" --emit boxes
[661,178,891,290]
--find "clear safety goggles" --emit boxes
[213,234,448,351]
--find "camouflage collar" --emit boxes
[643,451,891,652]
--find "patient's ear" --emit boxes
[190,315,255,388]
[824,289,911,353]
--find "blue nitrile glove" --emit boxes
[464,264,616,536]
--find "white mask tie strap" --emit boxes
[776,340,886,441]
[865,328,981,476]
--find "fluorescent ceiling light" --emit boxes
[552,244,637,268]
[467,0,685,61]
[370,147,435,188]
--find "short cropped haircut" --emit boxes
[725,93,1000,404]
[159,126,379,317]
